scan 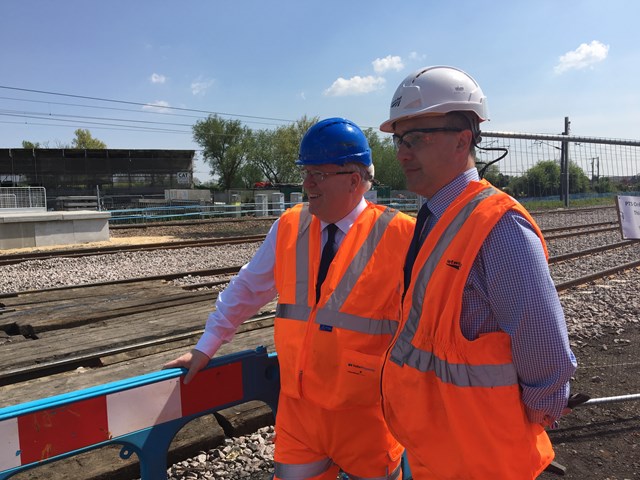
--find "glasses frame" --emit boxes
[392,127,464,150]
[299,168,357,183]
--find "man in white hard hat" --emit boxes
[378,66,577,479]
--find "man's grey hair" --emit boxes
[343,162,375,192]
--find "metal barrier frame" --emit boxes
[0,347,279,480]
[1,347,414,480]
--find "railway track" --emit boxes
[109,216,278,229]
[2,239,639,386]
[2,233,636,296]
[0,234,267,266]
[0,220,623,266]
[1,208,637,480]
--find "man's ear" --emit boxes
[350,171,361,192]
[457,130,473,152]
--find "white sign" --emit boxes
[177,172,190,184]
[616,195,640,239]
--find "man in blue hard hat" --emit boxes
[166,118,415,480]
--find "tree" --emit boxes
[567,162,590,194]
[193,115,252,190]
[480,164,510,189]
[246,116,317,185]
[506,160,591,198]
[238,162,265,188]
[506,160,559,198]
[71,129,107,149]
[363,129,406,190]
[22,140,41,149]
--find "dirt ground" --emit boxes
[539,321,640,479]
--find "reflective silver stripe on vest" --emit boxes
[324,208,398,310]
[276,303,311,321]
[344,461,402,480]
[277,207,400,336]
[390,187,518,388]
[274,457,334,479]
[315,309,398,336]
[318,208,399,335]
[295,206,313,304]
[401,344,518,387]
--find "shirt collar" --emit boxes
[320,196,367,235]
[426,168,479,220]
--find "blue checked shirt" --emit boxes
[421,168,577,423]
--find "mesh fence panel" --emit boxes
[0,187,46,210]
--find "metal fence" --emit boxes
[0,187,46,212]
[480,128,640,226]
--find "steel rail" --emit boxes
[530,205,616,216]
[548,240,637,264]
[0,235,266,266]
[542,221,618,234]
[555,259,640,292]
[110,216,277,229]
[0,265,243,299]
[544,226,619,240]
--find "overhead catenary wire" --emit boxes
[0,85,314,146]
[0,95,294,128]
[0,85,296,124]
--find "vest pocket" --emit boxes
[333,349,383,408]
[274,318,304,399]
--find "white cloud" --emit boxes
[150,73,166,84]
[408,51,426,62]
[554,40,610,74]
[142,100,171,113]
[191,77,215,95]
[324,75,386,96]
[372,55,404,74]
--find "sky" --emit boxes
[1,0,639,182]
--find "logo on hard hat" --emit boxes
[391,96,402,108]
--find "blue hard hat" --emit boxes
[297,117,372,167]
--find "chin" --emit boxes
[307,202,319,216]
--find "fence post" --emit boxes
[560,116,571,207]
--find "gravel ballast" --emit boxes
[2,214,638,479]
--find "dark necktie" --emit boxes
[316,223,338,301]
[404,203,430,290]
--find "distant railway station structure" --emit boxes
[0,148,195,209]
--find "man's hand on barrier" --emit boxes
[163,349,211,385]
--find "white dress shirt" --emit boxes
[195,198,368,357]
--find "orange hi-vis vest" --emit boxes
[382,180,554,479]
[274,202,415,410]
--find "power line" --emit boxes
[0,112,190,134]
[0,95,293,128]
[0,85,295,124]
[0,108,194,128]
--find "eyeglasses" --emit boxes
[299,168,356,183]
[392,127,463,151]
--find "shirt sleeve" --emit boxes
[482,212,578,423]
[194,220,279,358]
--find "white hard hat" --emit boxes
[380,66,489,133]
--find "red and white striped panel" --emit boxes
[0,362,243,472]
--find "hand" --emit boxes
[541,407,572,429]
[163,349,211,385]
